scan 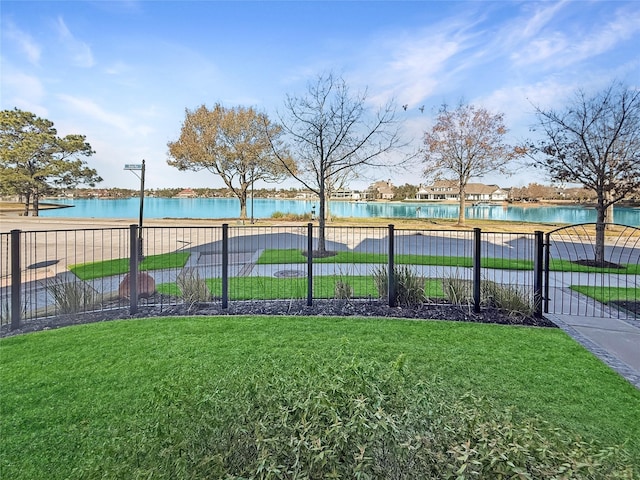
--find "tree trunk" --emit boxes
[239,193,247,220]
[22,193,31,216]
[594,201,606,266]
[457,185,466,226]
[317,185,327,255]
[605,193,614,230]
[33,193,40,217]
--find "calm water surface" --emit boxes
[40,197,640,225]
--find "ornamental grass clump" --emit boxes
[334,279,353,300]
[176,268,210,311]
[46,277,98,314]
[482,279,534,316]
[373,265,426,307]
[442,272,534,317]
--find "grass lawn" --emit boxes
[158,275,446,300]
[257,248,640,273]
[571,285,640,304]
[69,252,190,280]
[1,316,638,478]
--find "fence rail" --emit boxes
[2,223,638,332]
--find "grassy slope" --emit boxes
[1,316,639,478]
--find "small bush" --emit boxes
[334,280,353,300]
[442,272,534,316]
[442,271,473,306]
[46,278,98,314]
[482,280,534,316]
[176,268,210,310]
[270,211,312,221]
[373,265,425,307]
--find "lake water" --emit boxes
[40,197,640,226]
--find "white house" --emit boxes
[416,181,507,202]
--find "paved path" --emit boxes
[546,313,640,389]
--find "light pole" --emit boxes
[124,160,146,260]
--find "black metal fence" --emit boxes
[2,222,637,331]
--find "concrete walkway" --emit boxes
[546,313,640,389]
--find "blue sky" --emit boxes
[2,1,639,191]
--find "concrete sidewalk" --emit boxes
[546,313,640,389]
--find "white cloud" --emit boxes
[3,20,41,65]
[55,16,95,68]
[57,94,154,137]
[510,4,640,69]
[0,67,47,115]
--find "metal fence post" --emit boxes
[543,232,551,314]
[10,229,21,330]
[473,228,481,314]
[533,231,544,318]
[222,224,228,309]
[388,224,396,307]
[129,224,139,314]
[307,223,313,306]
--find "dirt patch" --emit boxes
[573,259,624,269]
[609,300,640,316]
[1,297,555,338]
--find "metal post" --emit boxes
[125,161,146,261]
[473,227,481,314]
[129,224,139,314]
[10,229,21,330]
[307,223,313,306]
[544,232,551,313]
[222,224,228,309]
[533,230,544,318]
[138,160,145,260]
[388,224,396,307]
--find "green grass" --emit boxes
[571,285,640,304]
[157,275,446,300]
[257,248,639,273]
[69,252,191,280]
[1,317,638,478]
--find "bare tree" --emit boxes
[423,102,525,226]
[532,82,640,265]
[167,104,292,220]
[268,73,405,255]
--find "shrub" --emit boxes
[270,211,312,221]
[46,277,98,314]
[176,268,210,310]
[442,272,534,316]
[374,265,426,307]
[442,271,473,306]
[482,280,534,316]
[334,280,353,300]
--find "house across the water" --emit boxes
[416,181,507,203]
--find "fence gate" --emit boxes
[544,223,640,319]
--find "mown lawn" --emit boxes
[571,285,640,304]
[157,275,446,299]
[69,252,190,280]
[1,316,638,478]
[257,248,640,273]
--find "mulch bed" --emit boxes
[1,297,555,338]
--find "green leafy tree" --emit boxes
[532,82,640,265]
[423,102,525,226]
[167,104,292,220]
[0,108,101,216]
